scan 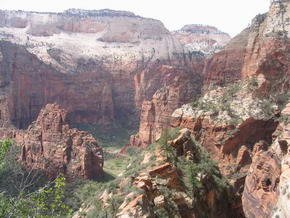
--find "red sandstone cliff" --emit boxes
[0,9,204,131]
[130,54,204,147]
[0,41,115,128]
[243,102,290,218]
[0,3,289,216]
[204,1,290,87]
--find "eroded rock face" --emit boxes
[239,103,290,218]
[242,151,281,218]
[172,24,231,54]
[126,1,290,217]
[169,82,280,216]
[273,152,290,218]
[0,9,183,73]
[130,59,203,147]
[0,9,168,40]
[14,104,103,179]
[204,0,290,87]
[117,129,237,218]
[0,41,115,128]
[171,104,278,177]
[203,28,250,86]
[131,1,290,150]
[271,103,290,218]
[171,82,279,169]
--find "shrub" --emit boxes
[158,129,179,165]
[247,76,258,91]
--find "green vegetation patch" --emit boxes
[0,139,72,217]
[74,122,137,150]
[103,151,131,177]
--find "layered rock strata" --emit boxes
[247,102,290,218]
[204,0,290,87]
[130,55,204,147]
[0,9,203,130]
[172,24,231,55]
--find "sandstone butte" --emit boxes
[0,104,104,179]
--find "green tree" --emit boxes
[0,139,12,169]
[0,139,72,217]
[158,129,178,165]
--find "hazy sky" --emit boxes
[1,0,271,37]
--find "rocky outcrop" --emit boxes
[168,80,290,218]
[8,104,103,179]
[241,102,290,218]
[242,151,281,218]
[172,24,231,54]
[100,129,239,218]
[125,1,290,217]
[204,0,290,87]
[130,58,203,147]
[270,103,290,218]
[170,81,281,216]
[172,107,278,176]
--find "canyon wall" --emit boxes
[131,0,290,149]
[204,0,290,87]
[0,9,199,130]
[130,54,204,147]
[0,1,289,217]
[127,1,290,217]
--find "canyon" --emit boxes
[0,0,289,217]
